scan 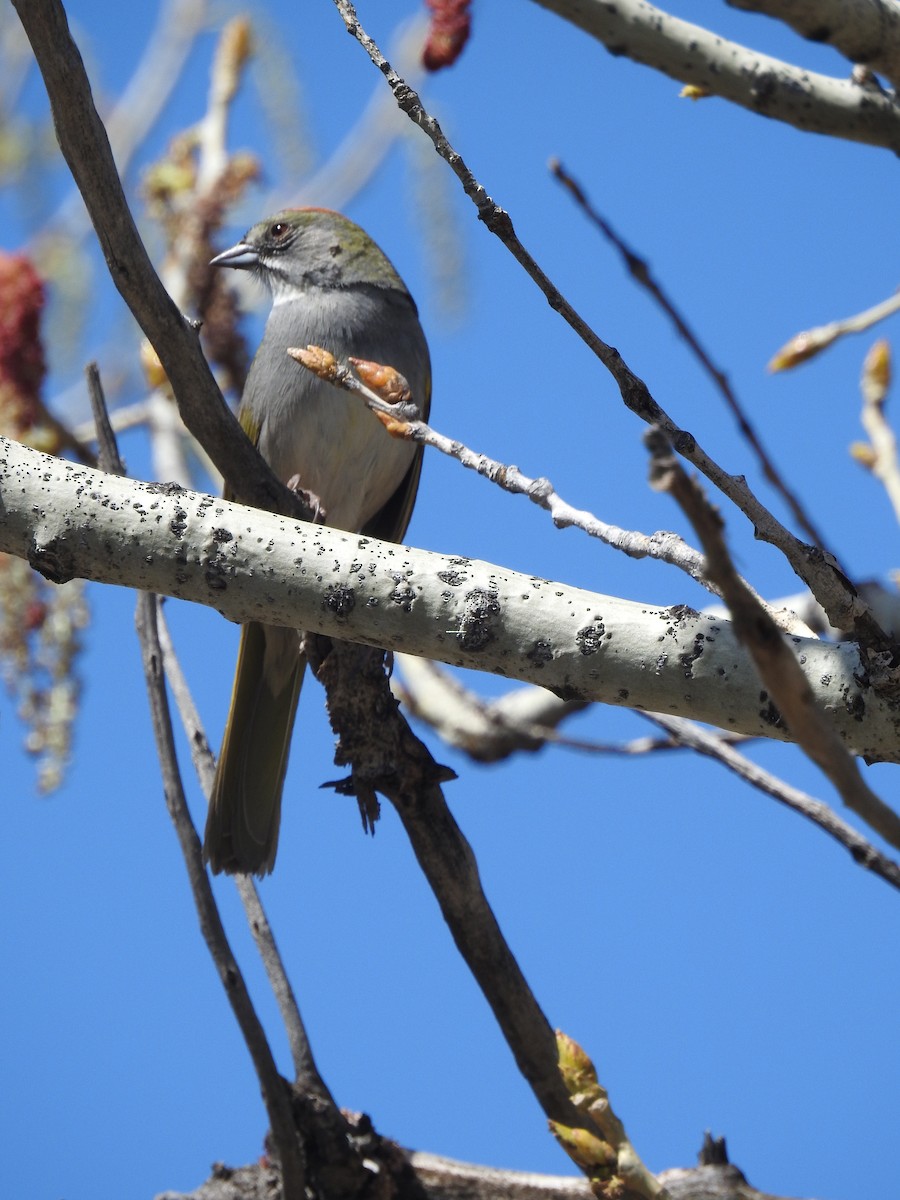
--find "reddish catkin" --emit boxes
[422,0,472,71]
[0,252,46,436]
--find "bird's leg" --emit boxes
[285,476,326,524]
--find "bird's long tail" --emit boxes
[203,622,304,875]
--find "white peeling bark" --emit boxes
[2,436,897,761]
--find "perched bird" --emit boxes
[203,208,431,875]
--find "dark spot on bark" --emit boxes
[390,582,415,611]
[759,697,786,730]
[145,481,187,496]
[671,429,696,456]
[28,537,75,585]
[576,621,605,655]
[679,632,707,677]
[458,587,500,650]
[846,692,866,721]
[527,640,553,667]
[324,584,355,619]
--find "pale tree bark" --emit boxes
[728,0,900,90]
[3,436,898,762]
[6,2,900,1199]
[530,0,900,150]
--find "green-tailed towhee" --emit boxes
[203,208,431,876]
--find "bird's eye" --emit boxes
[269,221,290,240]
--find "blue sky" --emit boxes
[3,3,900,1199]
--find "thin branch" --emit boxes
[45,0,207,241]
[397,655,754,761]
[87,353,306,1194]
[549,158,834,558]
[155,609,334,1104]
[85,361,118,471]
[136,592,306,1200]
[291,344,726,595]
[395,654,588,761]
[647,426,900,851]
[530,0,900,152]
[643,712,900,891]
[852,340,900,526]
[769,287,900,372]
[330,0,886,649]
[307,636,661,1199]
[74,398,152,443]
[11,0,307,519]
[34,393,97,466]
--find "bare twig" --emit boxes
[136,594,306,1199]
[644,712,900,891]
[74,398,152,443]
[12,0,307,519]
[648,426,900,851]
[851,340,900,526]
[308,636,661,1199]
[46,0,207,241]
[549,158,834,557]
[395,654,588,760]
[85,362,122,475]
[770,288,900,372]
[397,656,753,760]
[87,350,306,1195]
[155,609,334,1103]
[291,343,727,593]
[34,393,97,466]
[329,0,885,647]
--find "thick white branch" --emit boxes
[531,0,900,151]
[728,0,900,92]
[2,436,898,761]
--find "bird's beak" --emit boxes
[210,241,259,270]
